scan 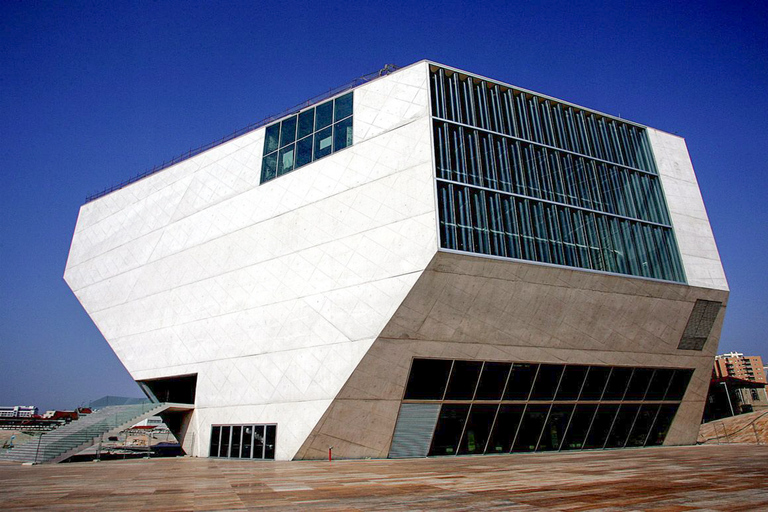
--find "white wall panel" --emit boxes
[64,61,435,459]
[649,128,728,291]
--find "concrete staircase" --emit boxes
[0,403,176,464]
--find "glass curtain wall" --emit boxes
[399,358,692,456]
[430,65,685,283]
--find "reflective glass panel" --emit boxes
[603,367,633,400]
[241,425,253,458]
[315,101,333,130]
[538,404,573,451]
[512,404,550,452]
[261,153,277,183]
[580,366,610,400]
[429,404,470,456]
[486,405,524,454]
[504,363,538,400]
[265,425,276,460]
[605,404,640,448]
[334,92,353,121]
[404,359,452,400]
[556,365,589,401]
[458,404,498,455]
[645,369,674,400]
[333,117,353,151]
[646,404,678,446]
[314,127,333,159]
[230,426,242,458]
[264,124,280,155]
[280,116,297,147]
[665,369,693,400]
[445,361,483,400]
[627,404,659,447]
[625,368,653,400]
[560,404,597,450]
[220,426,231,457]
[583,404,619,449]
[296,136,313,169]
[475,362,511,400]
[253,425,265,458]
[278,144,295,176]
[530,364,564,401]
[210,426,221,457]
[298,109,315,139]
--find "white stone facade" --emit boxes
[65,62,437,459]
[65,60,728,460]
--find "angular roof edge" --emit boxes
[84,63,407,204]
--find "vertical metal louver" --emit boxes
[678,299,722,350]
[388,403,441,458]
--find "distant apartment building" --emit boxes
[0,406,38,418]
[714,352,766,383]
[707,352,768,417]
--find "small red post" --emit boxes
[328,446,333,462]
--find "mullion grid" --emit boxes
[260,92,353,184]
[436,178,684,282]
[410,359,688,457]
[433,118,670,224]
[433,68,657,175]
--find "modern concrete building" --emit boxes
[64,61,728,461]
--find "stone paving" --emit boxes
[1,444,766,511]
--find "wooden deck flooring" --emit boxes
[1,444,766,511]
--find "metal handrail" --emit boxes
[84,64,400,203]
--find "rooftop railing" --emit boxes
[85,64,400,203]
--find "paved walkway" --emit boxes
[1,444,766,511]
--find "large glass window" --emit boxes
[458,404,498,455]
[404,359,452,400]
[209,424,276,460]
[486,405,524,454]
[475,362,511,400]
[261,92,353,184]
[560,404,597,450]
[430,66,685,283]
[445,361,482,400]
[429,405,470,456]
[513,404,550,452]
[504,363,538,400]
[398,358,692,457]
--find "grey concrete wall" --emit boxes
[296,252,728,459]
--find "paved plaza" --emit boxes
[1,444,766,511]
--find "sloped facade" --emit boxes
[65,61,728,460]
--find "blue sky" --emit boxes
[1,1,766,412]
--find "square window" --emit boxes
[334,92,353,121]
[404,359,452,400]
[314,127,333,160]
[315,101,333,131]
[264,124,280,155]
[298,109,315,139]
[261,153,277,183]
[295,136,313,169]
[278,145,295,176]
[333,117,353,151]
[280,116,297,147]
